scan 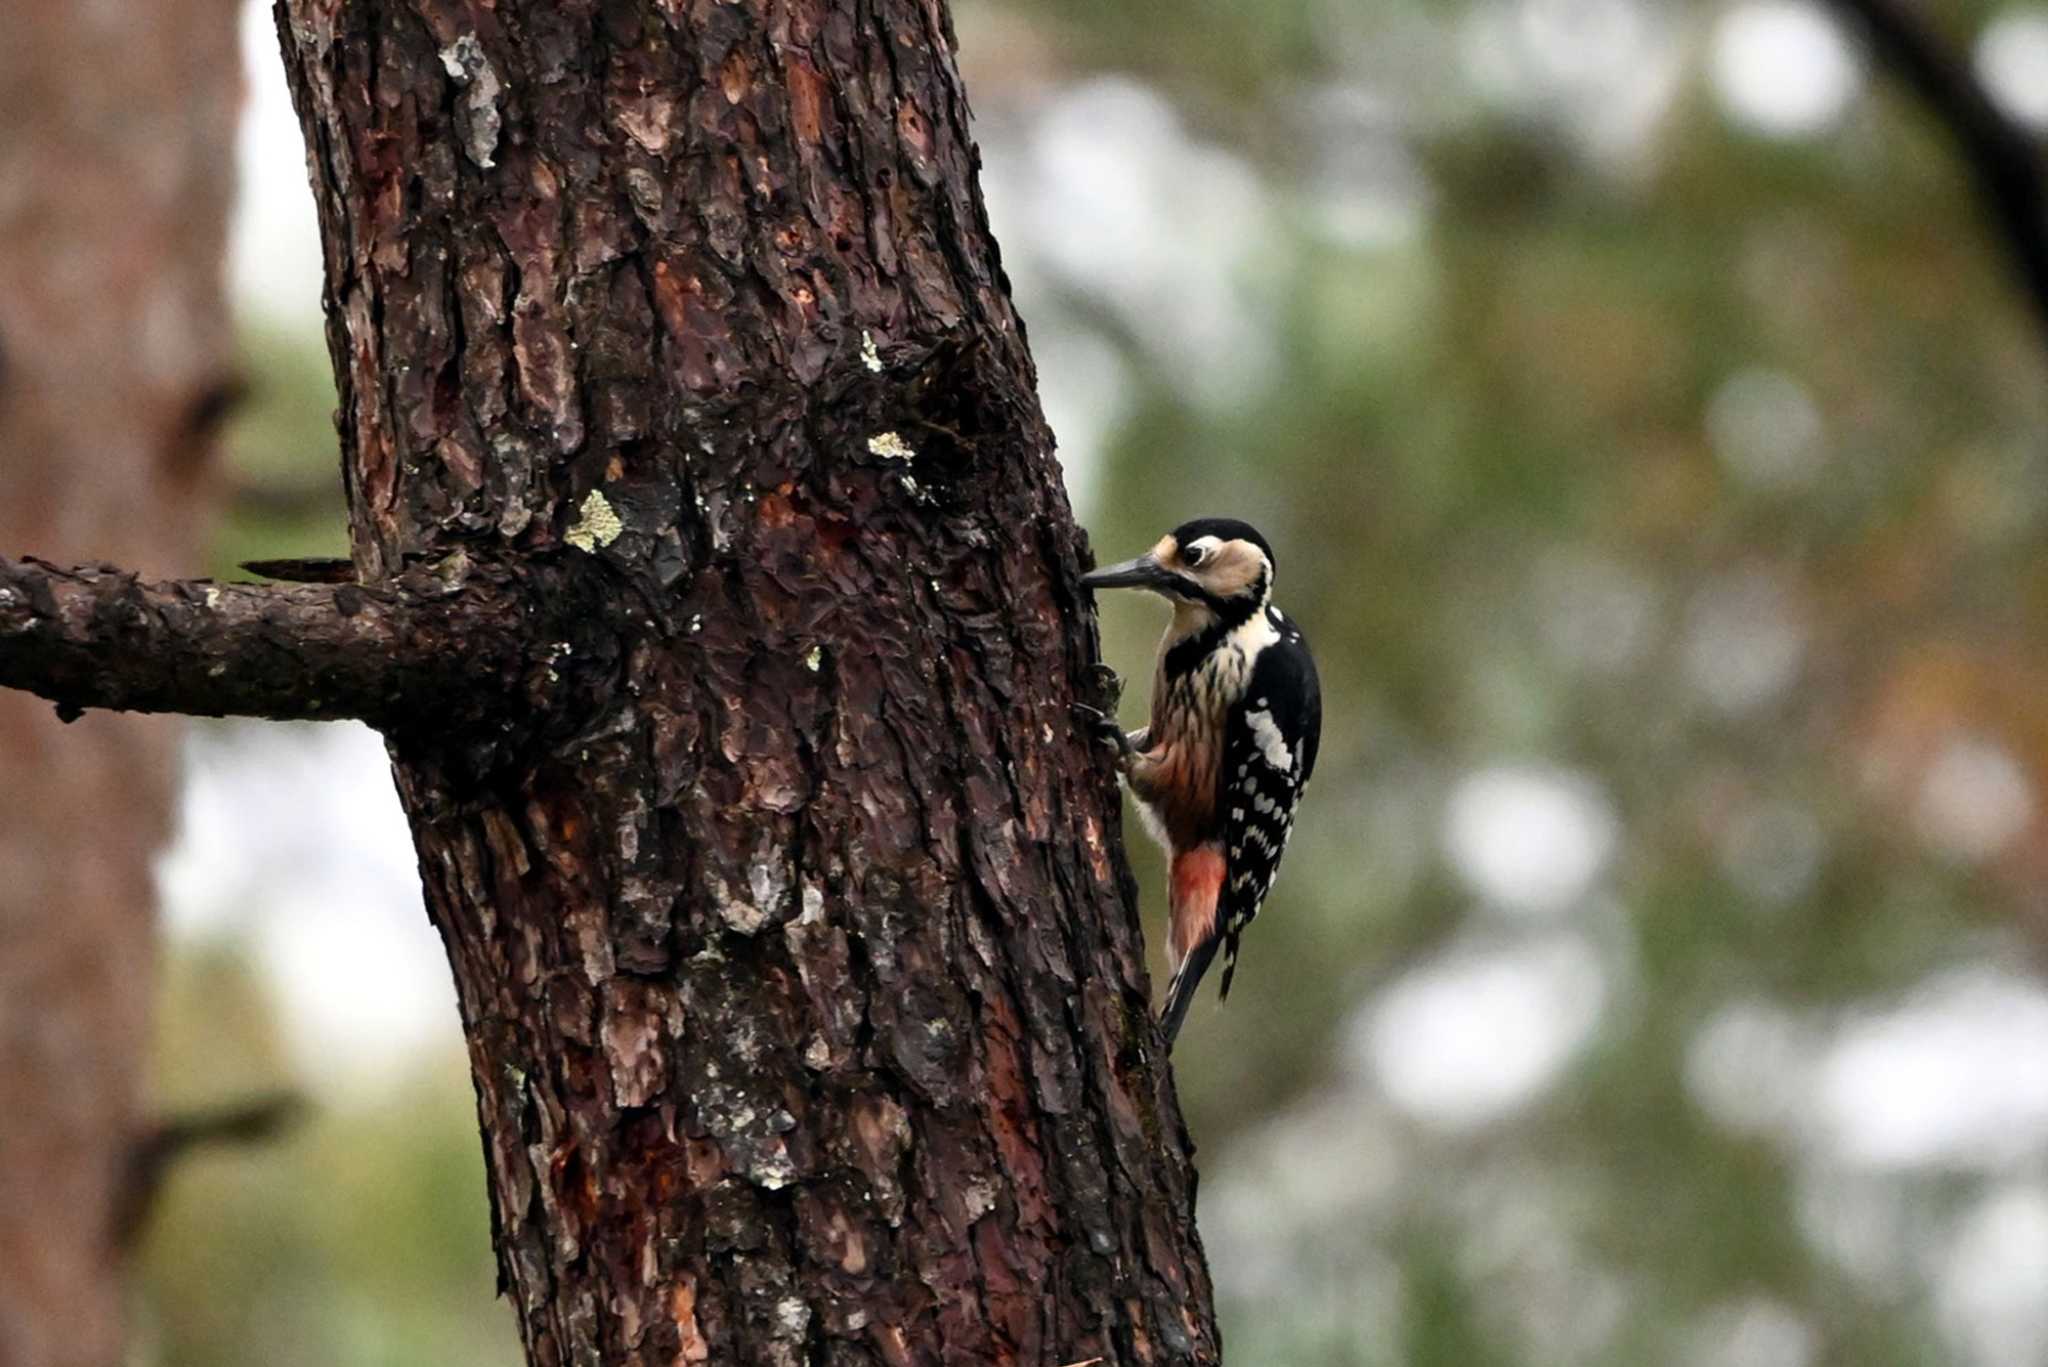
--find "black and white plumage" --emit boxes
[1081,518,1321,1047]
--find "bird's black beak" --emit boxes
[1081,552,1180,594]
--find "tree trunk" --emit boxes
[269,2,1218,1363]
[0,5,238,1366]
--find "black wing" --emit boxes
[1214,616,1320,1000]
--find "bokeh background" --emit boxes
[142,1,2048,1363]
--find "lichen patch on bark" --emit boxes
[565,489,624,552]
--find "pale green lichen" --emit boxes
[565,489,623,552]
[804,646,823,672]
[860,331,884,373]
[431,548,473,587]
[867,430,915,461]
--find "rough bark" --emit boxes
[267,2,1219,1364]
[0,4,239,1366]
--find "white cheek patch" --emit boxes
[1246,708,1294,773]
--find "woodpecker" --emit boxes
[1081,518,1321,1046]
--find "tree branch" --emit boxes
[113,1091,307,1246]
[1830,0,2048,353]
[0,554,533,730]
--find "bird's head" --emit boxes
[1082,518,1275,623]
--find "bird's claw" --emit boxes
[1086,660,1123,709]
[1071,702,1134,765]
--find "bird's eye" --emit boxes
[1183,544,1207,568]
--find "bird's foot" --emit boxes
[1071,702,1134,767]
[1085,660,1124,709]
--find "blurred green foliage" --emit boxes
[142,945,515,1367]
[208,323,351,579]
[1006,0,2048,1361]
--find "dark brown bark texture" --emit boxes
[0,5,238,1366]
[274,2,1217,1364]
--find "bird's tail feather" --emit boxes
[1159,935,1221,1047]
